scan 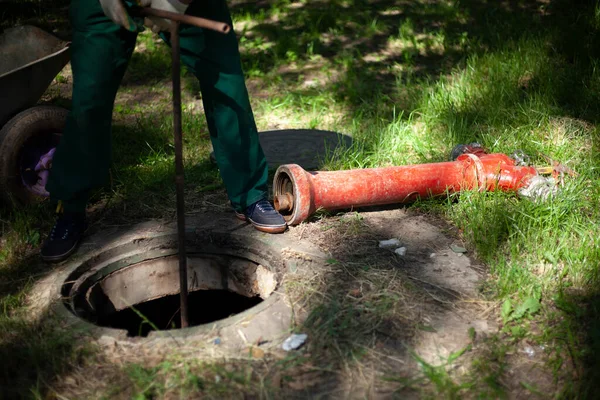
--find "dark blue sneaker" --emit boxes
[235,199,287,233]
[41,211,87,263]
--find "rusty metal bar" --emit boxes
[138,7,231,33]
[171,22,189,328]
[135,8,230,329]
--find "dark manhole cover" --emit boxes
[210,129,353,170]
[259,129,353,169]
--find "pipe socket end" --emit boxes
[274,193,294,212]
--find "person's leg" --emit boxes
[178,6,267,211]
[46,0,138,211]
[42,0,137,262]
[159,0,286,232]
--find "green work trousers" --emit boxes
[46,0,268,212]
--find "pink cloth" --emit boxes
[25,147,55,197]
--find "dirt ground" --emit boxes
[36,206,558,399]
[281,208,556,398]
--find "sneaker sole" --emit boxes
[235,211,287,233]
[247,218,287,234]
[41,240,81,263]
[41,223,88,263]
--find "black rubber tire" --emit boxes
[0,106,68,205]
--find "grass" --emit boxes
[120,361,258,399]
[0,307,93,399]
[2,0,600,397]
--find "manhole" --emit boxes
[60,229,285,340]
[28,221,327,352]
[209,129,353,170]
[65,253,276,337]
[99,290,263,337]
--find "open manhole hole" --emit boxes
[62,247,278,338]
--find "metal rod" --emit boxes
[134,7,230,330]
[171,22,189,328]
[138,7,231,33]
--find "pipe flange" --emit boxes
[273,164,313,226]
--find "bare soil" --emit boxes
[279,207,557,398]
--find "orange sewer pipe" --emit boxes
[273,152,539,226]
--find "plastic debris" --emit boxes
[523,345,535,357]
[379,238,401,248]
[511,149,531,166]
[395,247,407,256]
[519,176,557,201]
[214,338,221,345]
[282,333,308,351]
[450,245,467,253]
[430,253,436,258]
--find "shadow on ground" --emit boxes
[0,309,91,399]
[550,290,600,397]
[226,0,557,116]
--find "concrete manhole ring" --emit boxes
[30,218,327,354]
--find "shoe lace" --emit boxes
[255,199,276,214]
[49,216,75,242]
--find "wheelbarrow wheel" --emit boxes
[0,105,68,205]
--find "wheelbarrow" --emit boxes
[0,25,70,205]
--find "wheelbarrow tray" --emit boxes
[0,26,70,126]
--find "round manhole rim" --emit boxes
[55,227,289,341]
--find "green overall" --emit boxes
[46,0,268,212]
